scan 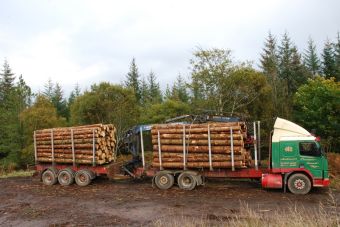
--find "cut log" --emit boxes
[153,145,244,153]
[152,133,243,140]
[151,139,244,146]
[34,123,116,165]
[151,126,242,134]
[152,161,245,168]
[36,157,105,165]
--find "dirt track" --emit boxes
[0,176,339,226]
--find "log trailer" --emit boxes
[35,116,330,195]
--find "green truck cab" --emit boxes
[267,118,330,194]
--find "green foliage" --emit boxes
[68,83,81,106]
[322,40,336,79]
[70,82,140,148]
[170,74,189,103]
[125,58,141,103]
[189,48,271,118]
[278,33,311,97]
[20,95,66,164]
[227,67,273,119]
[189,48,234,114]
[334,33,340,81]
[51,83,69,120]
[293,77,340,151]
[139,99,190,124]
[0,61,21,167]
[303,37,320,76]
[260,32,283,117]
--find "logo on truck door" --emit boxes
[284,146,293,152]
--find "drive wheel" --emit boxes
[177,172,196,190]
[288,173,311,195]
[154,172,174,190]
[75,170,92,186]
[42,169,58,185]
[58,169,74,186]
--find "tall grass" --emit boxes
[153,190,339,227]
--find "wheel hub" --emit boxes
[294,179,305,190]
[160,176,168,185]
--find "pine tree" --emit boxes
[277,33,310,118]
[334,33,340,81]
[278,33,294,90]
[68,83,81,106]
[171,74,189,103]
[52,83,68,120]
[278,33,309,96]
[303,37,320,76]
[147,71,162,104]
[0,60,20,164]
[139,77,148,106]
[164,84,172,100]
[125,58,141,103]
[0,60,15,103]
[15,75,32,151]
[322,39,336,78]
[260,32,281,115]
[43,78,54,101]
[291,47,310,88]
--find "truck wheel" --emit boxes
[42,169,58,185]
[58,169,74,186]
[288,173,311,195]
[75,170,92,186]
[154,172,174,190]
[177,172,196,190]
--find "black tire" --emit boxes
[58,169,74,186]
[177,172,196,190]
[154,172,174,190]
[42,169,58,185]
[288,173,311,195]
[75,170,92,186]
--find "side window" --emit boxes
[299,142,320,156]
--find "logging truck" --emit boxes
[34,116,330,195]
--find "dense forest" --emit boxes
[1,32,340,171]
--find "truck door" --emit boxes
[298,141,323,178]
[279,141,299,168]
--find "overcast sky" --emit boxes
[0,0,339,95]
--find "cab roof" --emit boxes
[272,117,315,142]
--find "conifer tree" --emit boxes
[303,37,320,76]
[260,32,281,115]
[322,39,336,78]
[147,71,162,104]
[333,33,340,80]
[43,78,54,101]
[52,83,68,119]
[0,60,20,164]
[68,83,81,106]
[139,77,149,105]
[125,58,141,103]
[171,74,189,103]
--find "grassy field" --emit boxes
[153,195,340,227]
[0,170,34,178]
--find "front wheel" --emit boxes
[287,173,311,195]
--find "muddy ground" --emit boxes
[0,176,339,226]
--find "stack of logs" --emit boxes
[35,124,116,165]
[151,122,252,169]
